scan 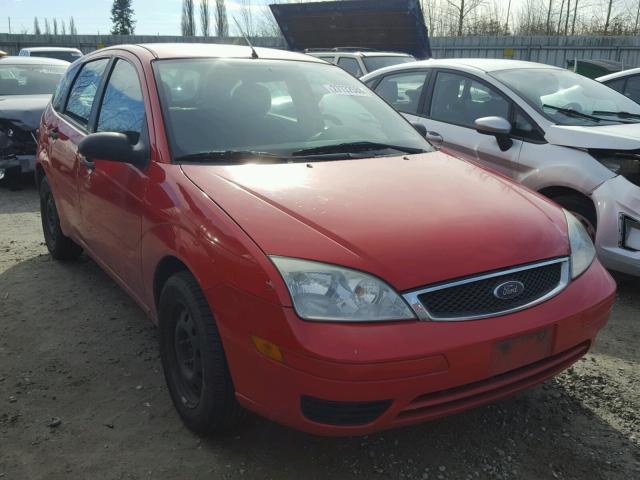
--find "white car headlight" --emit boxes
[270,256,416,322]
[564,209,596,278]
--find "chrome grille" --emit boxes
[403,258,570,321]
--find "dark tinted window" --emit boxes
[363,56,414,73]
[337,57,362,77]
[430,72,509,127]
[374,71,427,114]
[623,76,640,104]
[604,77,626,94]
[65,58,109,124]
[97,60,145,141]
[30,51,82,62]
[512,109,545,142]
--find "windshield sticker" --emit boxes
[323,84,371,97]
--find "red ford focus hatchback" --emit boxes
[36,44,616,436]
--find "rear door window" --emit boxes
[374,71,428,114]
[337,57,363,77]
[64,58,109,125]
[96,59,145,142]
[623,76,640,104]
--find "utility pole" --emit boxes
[505,0,512,33]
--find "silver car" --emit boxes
[362,59,640,276]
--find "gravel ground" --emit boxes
[1,180,639,480]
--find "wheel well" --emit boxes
[538,186,597,220]
[35,164,45,188]
[153,256,189,308]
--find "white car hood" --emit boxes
[546,123,640,150]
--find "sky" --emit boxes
[1,0,279,36]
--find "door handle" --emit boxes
[79,155,95,171]
[49,127,59,140]
[426,131,444,145]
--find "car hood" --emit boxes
[0,94,50,130]
[546,123,640,150]
[181,152,569,291]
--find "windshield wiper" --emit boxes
[542,104,602,123]
[175,150,291,163]
[291,141,427,157]
[591,110,640,121]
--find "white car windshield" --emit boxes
[153,58,432,162]
[0,64,67,95]
[492,68,640,125]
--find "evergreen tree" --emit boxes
[111,0,136,35]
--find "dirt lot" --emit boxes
[0,180,638,480]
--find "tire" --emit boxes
[39,176,83,260]
[158,271,243,435]
[550,194,597,241]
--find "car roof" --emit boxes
[361,58,561,80]
[20,47,82,53]
[0,55,70,66]
[122,43,325,63]
[308,51,412,57]
[597,67,640,82]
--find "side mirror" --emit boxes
[474,116,513,152]
[78,132,145,166]
[412,122,427,137]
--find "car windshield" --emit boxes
[0,64,68,95]
[153,58,431,162]
[491,67,640,125]
[363,56,415,72]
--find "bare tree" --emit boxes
[61,19,67,35]
[182,0,196,36]
[571,0,578,34]
[201,0,210,37]
[33,17,41,35]
[53,18,58,35]
[214,0,229,37]
[44,18,50,35]
[446,0,486,35]
[236,0,255,37]
[546,0,553,33]
[69,16,77,35]
[603,0,616,34]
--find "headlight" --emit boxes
[564,209,596,278]
[270,256,416,322]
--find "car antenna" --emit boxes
[233,17,259,59]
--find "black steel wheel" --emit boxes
[39,176,83,260]
[158,271,243,435]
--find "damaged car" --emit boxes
[363,59,640,276]
[0,56,69,185]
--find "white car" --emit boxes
[305,49,415,77]
[19,47,82,63]
[362,59,640,276]
[598,68,640,105]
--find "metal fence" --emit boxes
[430,35,640,68]
[0,33,286,55]
[2,33,640,69]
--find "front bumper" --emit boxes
[592,175,640,276]
[211,259,616,436]
[0,154,36,177]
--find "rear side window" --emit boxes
[604,77,626,94]
[622,76,640,104]
[97,59,145,142]
[52,62,81,111]
[337,57,362,77]
[374,71,428,114]
[64,58,109,125]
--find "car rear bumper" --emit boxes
[0,154,36,176]
[211,259,615,436]
[592,175,640,276]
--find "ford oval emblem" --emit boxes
[493,281,525,300]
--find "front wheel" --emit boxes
[551,194,597,241]
[158,271,243,435]
[39,176,83,260]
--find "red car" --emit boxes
[36,44,616,436]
